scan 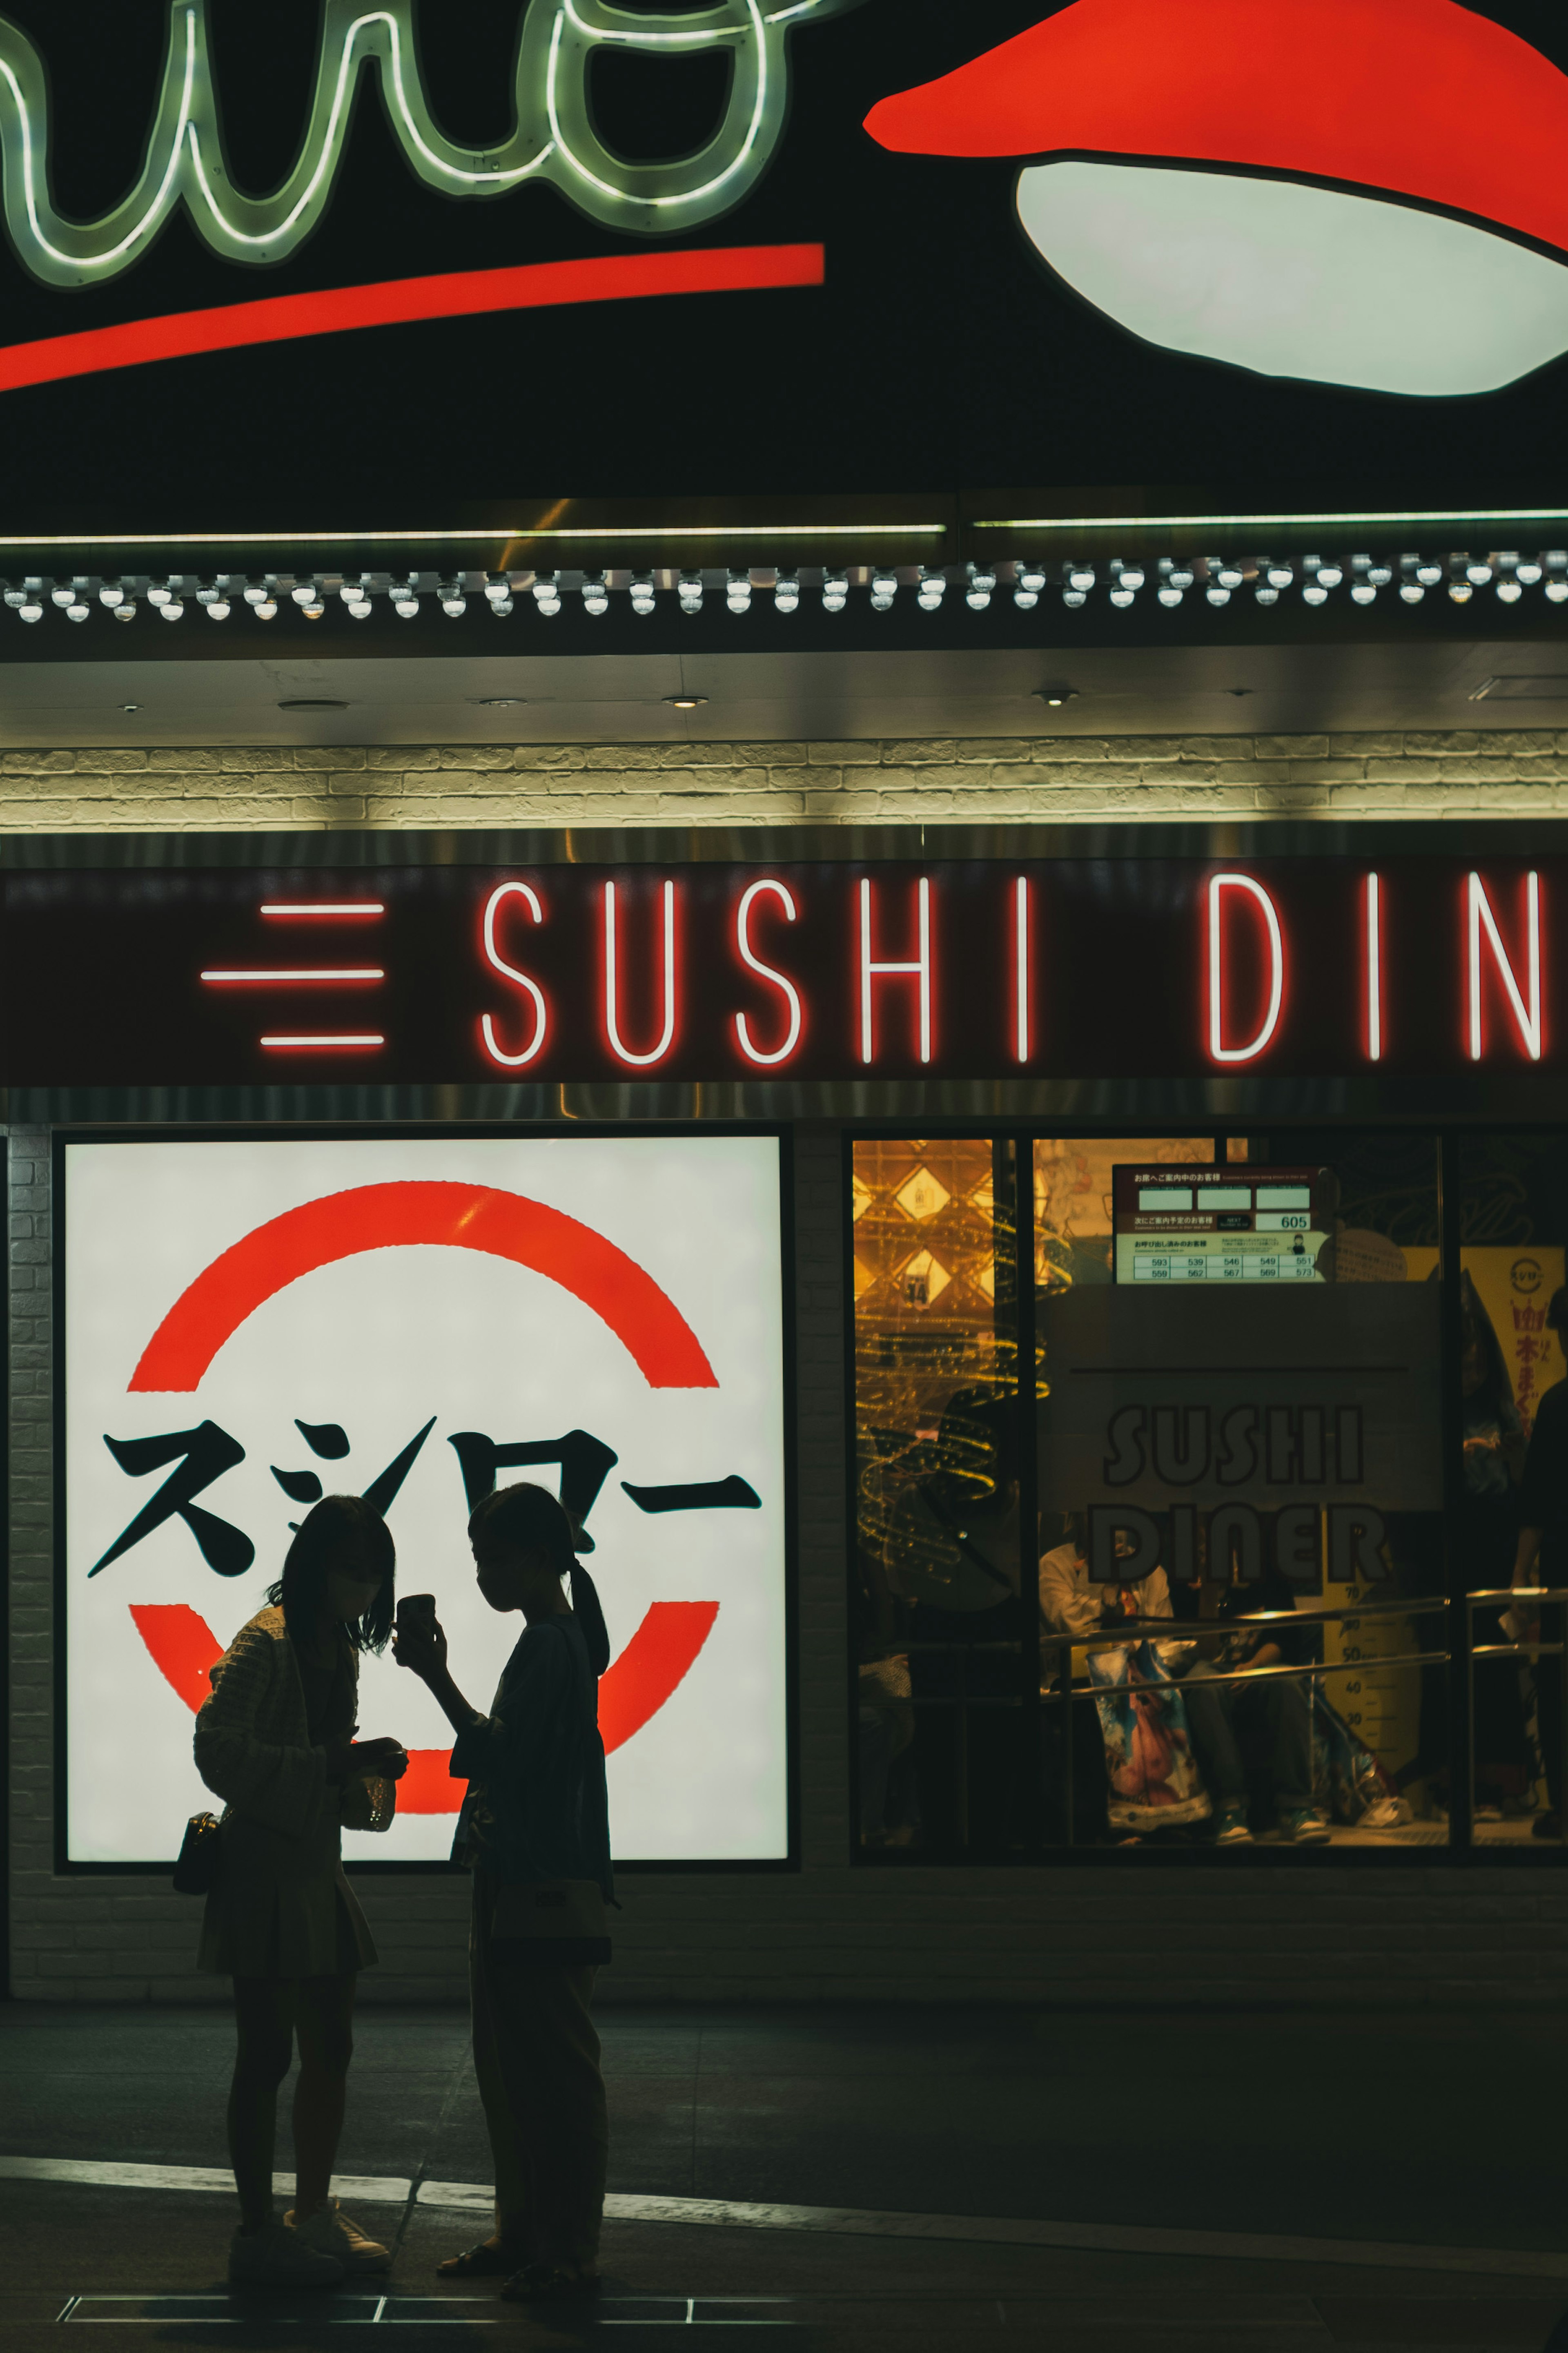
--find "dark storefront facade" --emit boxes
[12,818,1568,2005]
[13,0,1568,2000]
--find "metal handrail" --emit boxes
[1463,1588,1568,1844]
[1464,1586,1568,1605]
[1038,1591,1449,1654]
[1039,1650,1449,1702]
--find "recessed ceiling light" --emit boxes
[471,696,525,707]
[277,698,349,711]
[1034,686,1076,707]
[119,701,141,713]
[664,693,708,709]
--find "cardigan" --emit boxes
[192,1604,377,1978]
[194,1604,334,1838]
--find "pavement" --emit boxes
[1,2001,1566,2351]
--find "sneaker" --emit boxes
[228,2221,344,2289]
[1276,1807,1331,1846]
[1214,1804,1253,1846]
[286,2200,392,2275]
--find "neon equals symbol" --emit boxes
[200,899,390,1054]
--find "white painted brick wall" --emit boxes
[0,729,1567,828]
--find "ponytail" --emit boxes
[570,1560,611,1678]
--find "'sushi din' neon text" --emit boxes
[0,0,861,287]
[167,861,1565,1080]
[1203,865,1545,1068]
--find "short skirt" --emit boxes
[196,1806,378,1980]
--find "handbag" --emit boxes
[340,1772,396,1832]
[173,1811,223,1896]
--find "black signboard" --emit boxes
[5,0,1568,529]
[2,850,1561,1084]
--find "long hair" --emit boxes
[1459,1268,1516,1422]
[468,1481,611,1676]
[267,1493,396,1655]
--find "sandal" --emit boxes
[435,2241,527,2279]
[499,2262,600,2303]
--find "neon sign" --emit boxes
[0,0,860,289]
[864,0,1568,399]
[9,854,1568,1085]
[1205,872,1286,1066]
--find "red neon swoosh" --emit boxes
[131,1598,720,1799]
[129,1181,718,1393]
[865,0,1568,258]
[0,243,825,397]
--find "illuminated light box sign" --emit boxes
[1112,1166,1335,1285]
[4,853,1564,1085]
[60,1134,788,1866]
[1037,1286,1444,1589]
[7,0,1568,521]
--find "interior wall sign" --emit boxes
[6,852,1568,1086]
[1037,1286,1443,1592]
[866,0,1568,397]
[0,0,858,281]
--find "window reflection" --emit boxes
[1035,1133,1446,1851]
[848,1130,1479,1861]
[1459,1135,1568,1845]
[852,1140,1019,1856]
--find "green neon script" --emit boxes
[0,0,861,288]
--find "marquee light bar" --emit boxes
[5,555,1566,623]
[0,523,943,551]
[976,508,1568,533]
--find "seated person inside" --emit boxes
[1039,1517,1327,1846]
[1189,1569,1327,1846]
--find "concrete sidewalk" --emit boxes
[1,2002,1565,2350]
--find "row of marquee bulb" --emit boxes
[2,554,1565,624]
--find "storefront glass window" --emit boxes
[851,1130,1456,1861]
[1458,1134,1568,1847]
[851,1139,1020,1856]
[1036,1130,1446,1852]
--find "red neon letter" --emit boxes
[1468,870,1542,1061]
[859,877,932,1064]
[1363,872,1383,1062]
[1206,873,1285,1063]
[1013,876,1033,1062]
[733,880,803,1066]
[479,881,548,1068]
[603,880,677,1067]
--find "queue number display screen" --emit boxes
[1112,1166,1336,1285]
[61,1135,789,1867]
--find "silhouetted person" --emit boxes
[396,1482,613,2306]
[194,1494,409,2288]
[1513,1287,1568,1837]
[1423,1271,1530,1813]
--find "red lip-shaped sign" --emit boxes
[864,0,1568,258]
